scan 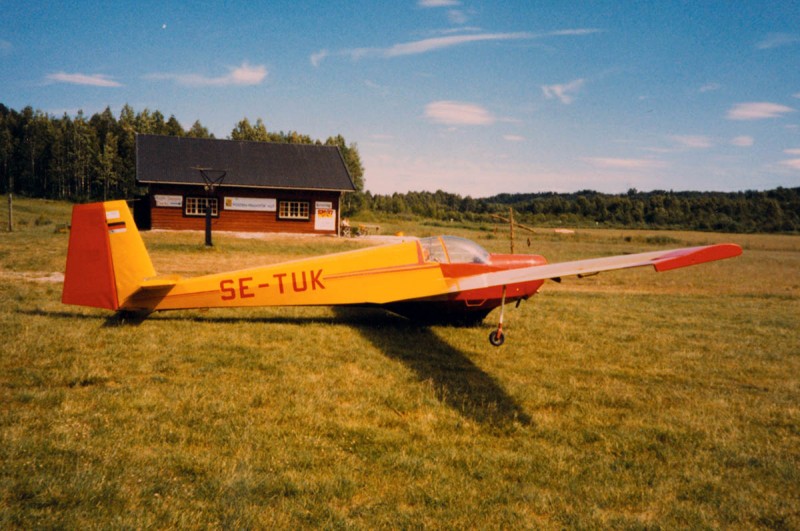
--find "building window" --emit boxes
[278,200,310,220]
[185,197,219,217]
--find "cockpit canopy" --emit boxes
[419,236,491,264]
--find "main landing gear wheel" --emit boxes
[489,330,505,347]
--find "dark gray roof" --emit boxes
[136,134,356,192]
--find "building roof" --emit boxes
[136,134,356,192]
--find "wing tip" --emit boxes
[654,243,742,272]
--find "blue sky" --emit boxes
[2,0,799,196]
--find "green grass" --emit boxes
[1,198,798,528]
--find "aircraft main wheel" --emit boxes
[489,330,505,347]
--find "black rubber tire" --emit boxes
[489,330,505,347]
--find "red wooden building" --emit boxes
[135,134,356,235]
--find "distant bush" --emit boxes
[646,235,680,245]
[34,214,52,226]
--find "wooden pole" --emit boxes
[489,213,537,235]
[509,207,515,253]
[6,193,12,232]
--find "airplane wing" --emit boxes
[453,244,742,292]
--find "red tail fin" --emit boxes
[62,203,119,310]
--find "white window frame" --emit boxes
[185,197,219,217]
[278,200,310,220]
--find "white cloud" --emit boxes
[45,72,122,87]
[227,63,267,84]
[146,62,266,86]
[310,49,329,67]
[447,9,469,25]
[385,32,533,57]
[780,158,800,170]
[547,29,602,37]
[503,134,525,142]
[731,136,754,147]
[435,26,483,35]
[784,148,800,155]
[726,102,795,120]
[583,157,666,170]
[670,135,712,149]
[699,82,720,93]
[425,101,495,125]
[756,33,800,50]
[312,29,601,65]
[641,146,677,154]
[541,78,585,104]
[418,0,460,6]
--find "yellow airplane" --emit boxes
[62,200,742,346]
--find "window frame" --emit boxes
[278,200,310,220]
[184,197,219,217]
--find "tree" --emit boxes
[0,112,15,195]
[321,136,361,216]
[98,133,119,200]
[187,120,213,138]
[325,135,364,192]
[20,108,56,197]
[116,105,138,197]
[230,118,269,141]
[165,115,185,136]
[58,110,98,200]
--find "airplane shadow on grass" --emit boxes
[334,307,532,428]
[22,307,532,427]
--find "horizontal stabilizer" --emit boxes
[138,275,182,290]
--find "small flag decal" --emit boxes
[108,221,127,234]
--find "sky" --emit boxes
[2,0,799,197]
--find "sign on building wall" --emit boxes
[224,197,277,212]
[154,194,183,208]
[314,207,336,231]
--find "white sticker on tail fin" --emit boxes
[106,210,120,221]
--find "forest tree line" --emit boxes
[363,187,799,233]
[0,103,364,212]
[1,103,797,233]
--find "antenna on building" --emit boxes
[192,167,227,246]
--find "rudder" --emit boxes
[62,201,156,310]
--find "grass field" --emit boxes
[1,198,798,528]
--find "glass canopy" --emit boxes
[419,236,490,264]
